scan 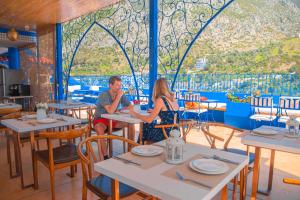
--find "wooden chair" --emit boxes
[283,178,300,185]
[0,106,22,116]
[77,135,152,200]
[0,111,36,178]
[154,119,196,142]
[87,107,127,152]
[33,125,89,200]
[277,96,300,124]
[250,96,277,128]
[201,122,255,200]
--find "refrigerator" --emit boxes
[0,68,24,97]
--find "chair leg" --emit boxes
[231,176,237,200]
[123,128,126,153]
[69,165,75,177]
[6,133,15,178]
[36,139,40,150]
[49,168,55,200]
[82,179,87,200]
[33,153,39,189]
[6,131,10,164]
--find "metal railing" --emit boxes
[70,73,300,96]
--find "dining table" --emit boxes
[94,141,249,200]
[1,113,81,189]
[241,125,300,199]
[101,111,149,143]
[48,101,96,114]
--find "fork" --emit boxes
[175,171,211,188]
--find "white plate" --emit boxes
[253,127,278,135]
[37,118,57,124]
[131,145,164,157]
[284,133,300,138]
[189,159,229,175]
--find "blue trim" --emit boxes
[8,47,20,70]
[171,0,236,90]
[56,24,63,100]
[148,0,158,108]
[65,21,140,100]
[0,27,36,37]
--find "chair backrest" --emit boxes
[251,96,273,108]
[77,135,140,188]
[183,92,201,102]
[201,122,244,150]
[87,107,96,134]
[39,125,89,140]
[279,97,300,116]
[0,107,22,116]
[154,119,196,142]
[0,111,35,120]
[251,96,275,115]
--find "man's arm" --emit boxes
[121,94,133,109]
[103,90,123,114]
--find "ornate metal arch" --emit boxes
[62,0,237,95]
[62,0,149,97]
[65,21,140,98]
[157,0,236,89]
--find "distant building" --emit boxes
[195,58,207,70]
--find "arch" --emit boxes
[65,21,140,99]
[171,0,236,90]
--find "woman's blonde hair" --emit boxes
[152,78,174,101]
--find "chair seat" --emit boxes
[227,148,255,164]
[88,175,137,197]
[36,143,79,164]
[250,114,276,121]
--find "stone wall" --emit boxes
[19,25,55,110]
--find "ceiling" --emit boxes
[0,0,120,31]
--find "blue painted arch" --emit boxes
[65,21,140,99]
[171,0,236,90]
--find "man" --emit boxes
[94,76,132,159]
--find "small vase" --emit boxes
[37,108,47,120]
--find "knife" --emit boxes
[113,156,141,166]
[212,155,240,165]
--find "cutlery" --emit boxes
[175,171,211,188]
[113,156,141,166]
[250,132,278,139]
[212,155,240,165]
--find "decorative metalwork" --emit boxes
[62,0,237,96]
[157,0,235,89]
[62,0,149,97]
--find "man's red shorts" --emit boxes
[93,118,117,128]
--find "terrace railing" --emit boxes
[70,73,300,97]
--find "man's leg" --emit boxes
[94,123,108,157]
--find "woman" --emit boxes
[129,78,179,143]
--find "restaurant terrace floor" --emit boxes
[1,125,299,200]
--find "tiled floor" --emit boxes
[0,125,299,200]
